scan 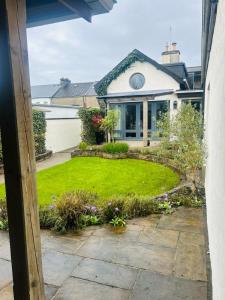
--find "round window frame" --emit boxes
[129,73,145,90]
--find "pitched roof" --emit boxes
[163,63,188,81]
[31,84,60,98]
[31,82,97,99]
[95,49,185,96]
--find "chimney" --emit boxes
[60,78,71,87]
[161,42,180,64]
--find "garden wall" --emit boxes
[46,118,81,153]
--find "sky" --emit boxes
[27,0,202,86]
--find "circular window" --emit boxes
[129,73,145,90]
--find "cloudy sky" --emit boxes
[27,0,202,86]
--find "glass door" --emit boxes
[125,103,142,139]
[148,101,169,139]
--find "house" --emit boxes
[31,79,98,107]
[95,44,203,146]
[202,0,225,299]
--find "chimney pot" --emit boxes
[172,42,177,50]
[60,78,71,87]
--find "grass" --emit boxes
[0,157,180,207]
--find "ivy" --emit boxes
[95,49,145,96]
[78,107,104,144]
[0,110,47,163]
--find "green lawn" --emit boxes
[0,157,180,206]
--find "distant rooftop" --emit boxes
[31,81,97,99]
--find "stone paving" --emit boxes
[0,207,208,299]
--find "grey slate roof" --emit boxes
[31,82,97,99]
[187,66,201,73]
[163,63,188,81]
[31,84,60,98]
[98,89,174,99]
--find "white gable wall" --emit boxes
[107,61,180,94]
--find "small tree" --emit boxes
[101,109,119,143]
[157,103,205,186]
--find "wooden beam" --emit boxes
[0,0,45,299]
[59,0,92,22]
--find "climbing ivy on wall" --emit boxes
[95,49,145,96]
[78,107,104,144]
[33,110,47,156]
[0,110,47,164]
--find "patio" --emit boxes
[0,207,208,299]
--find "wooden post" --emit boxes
[0,0,45,299]
[143,99,148,146]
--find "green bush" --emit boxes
[78,108,104,145]
[102,143,129,154]
[124,196,156,218]
[103,198,125,221]
[0,199,8,230]
[78,142,88,151]
[33,110,47,156]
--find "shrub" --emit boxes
[103,198,125,221]
[102,142,129,154]
[110,217,126,227]
[78,108,104,144]
[54,190,97,232]
[100,110,119,143]
[78,142,88,151]
[33,110,47,156]
[124,196,156,218]
[39,205,58,229]
[0,199,8,230]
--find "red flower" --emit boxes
[92,114,103,127]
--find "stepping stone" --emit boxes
[54,277,130,300]
[131,270,207,300]
[72,257,138,289]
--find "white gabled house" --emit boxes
[95,44,203,146]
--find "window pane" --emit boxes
[148,102,152,130]
[126,132,136,138]
[126,104,136,130]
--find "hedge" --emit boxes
[0,110,46,163]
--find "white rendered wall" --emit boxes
[33,104,79,119]
[107,61,180,94]
[32,98,51,104]
[46,119,81,153]
[204,1,225,299]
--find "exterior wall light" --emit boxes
[173,101,178,110]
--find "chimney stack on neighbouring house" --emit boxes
[60,78,71,87]
[161,42,180,64]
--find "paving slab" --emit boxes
[158,207,204,233]
[174,242,207,281]
[0,259,12,290]
[72,257,138,289]
[43,250,83,286]
[0,241,11,261]
[54,277,131,300]
[0,284,58,300]
[77,236,175,275]
[43,235,85,255]
[138,228,179,248]
[131,270,207,300]
[92,226,141,242]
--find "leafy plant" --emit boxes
[78,108,104,144]
[0,199,8,230]
[101,110,119,143]
[81,215,103,226]
[103,199,125,221]
[33,110,47,156]
[157,103,205,186]
[110,217,126,227]
[78,142,88,151]
[102,142,129,154]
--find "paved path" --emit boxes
[0,207,208,299]
[0,152,71,184]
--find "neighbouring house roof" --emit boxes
[98,89,174,99]
[53,82,97,98]
[26,0,117,27]
[31,82,97,99]
[187,66,202,73]
[31,84,61,98]
[95,49,187,96]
